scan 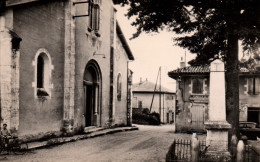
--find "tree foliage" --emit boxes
[119,0,260,65]
[117,0,260,138]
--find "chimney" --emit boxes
[180,57,186,68]
[139,77,142,85]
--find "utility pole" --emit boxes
[149,67,160,113]
[159,66,161,122]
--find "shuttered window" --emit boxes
[89,0,101,32]
[248,77,260,95]
[192,78,203,94]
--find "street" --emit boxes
[1,125,205,162]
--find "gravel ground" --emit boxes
[0,124,206,162]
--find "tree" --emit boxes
[117,0,260,138]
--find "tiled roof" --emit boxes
[168,65,260,79]
[132,80,175,93]
[168,65,210,74]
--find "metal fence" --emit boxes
[244,144,260,162]
[166,139,206,162]
[166,139,260,162]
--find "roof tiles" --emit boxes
[168,65,260,79]
[169,65,210,74]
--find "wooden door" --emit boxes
[85,85,94,126]
[190,104,205,131]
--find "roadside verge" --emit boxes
[27,126,138,150]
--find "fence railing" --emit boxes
[243,144,260,162]
[166,139,206,162]
[166,137,259,162]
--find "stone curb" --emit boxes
[27,126,138,150]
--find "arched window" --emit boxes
[117,73,122,101]
[33,48,53,97]
[37,55,44,88]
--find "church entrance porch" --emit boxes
[83,61,101,127]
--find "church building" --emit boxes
[0,0,134,139]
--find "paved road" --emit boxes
[1,125,206,162]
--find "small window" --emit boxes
[89,0,101,32]
[138,101,142,108]
[248,77,260,95]
[192,78,203,94]
[36,52,51,97]
[166,95,174,100]
[117,73,122,101]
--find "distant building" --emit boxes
[168,62,260,132]
[132,79,176,123]
[0,0,134,139]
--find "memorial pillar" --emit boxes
[204,59,231,160]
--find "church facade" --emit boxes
[0,0,134,139]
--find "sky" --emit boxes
[115,5,195,92]
[115,5,244,92]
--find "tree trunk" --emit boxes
[226,32,240,140]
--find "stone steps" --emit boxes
[84,126,105,134]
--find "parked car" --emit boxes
[239,122,260,140]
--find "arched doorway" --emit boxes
[83,61,101,127]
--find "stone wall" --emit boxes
[0,9,21,131]
[63,0,75,134]
[175,77,209,132]
[13,1,65,136]
[73,0,113,129]
[114,34,129,125]
[239,76,260,124]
